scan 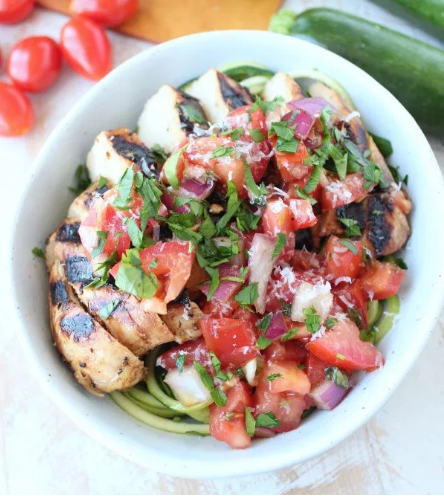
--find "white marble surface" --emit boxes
[1,1,444,494]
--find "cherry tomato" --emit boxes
[359,261,405,300]
[7,36,63,93]
[325,235,364,280]
[157,338,212,371]
[0,0,34,24]
[307,318,383,371]
[0,82,34,137]
[71,0,138,27]
[199,318,259,368]
[60,16,112,81]
[209,381,253,449]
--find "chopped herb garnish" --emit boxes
[255,412,280,428]
[180,104,207,125]
[303,306,321,334]
[193,361,227,407]
[164,144,188,189]
[304,165,322,194]
[325,366,349,389]
[137,177,162,232]
[243,159,267,205]
[280,299,291,316]
[248,128,265,142]
[124,218,143,248]
[97,175,109,189]
[272,233,286,259]
[151,144,168,163]
[257,313,272,333]
[256,335,272,350]
[362,161,382,189]
[205,267,220,301]
[91,230,108,259]
[336,353,345,360]
[234,282,259,306]
[368,132,393,158]
[338,218,361,237]
[301,407,316,420]
[114,165,134,209]
[99,299,119,319]
[32,247,45,260]
[295,186,317,205]
[209,351,230,381]
[276,137,299,153]
[115,258,158,299]
[265,373,283,382]
[244,407,256,437]
[250,95,283,114]
[339,239,358,255]
[325,317,338,330]
[281,328,299,341]
[297,364,307,370]
[212,145,234,159]
[176,354,186,373]
[222,127,244,140]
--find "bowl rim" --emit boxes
[8,29,444,478]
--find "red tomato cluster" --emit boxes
[0,0,138,137]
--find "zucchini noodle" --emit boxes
[240,76,272,95]
[374,295,400,344]
[110,392,210,435]
[123,392,182,419]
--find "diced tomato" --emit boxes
[325,235,364,280]
[157,338,212,371]
[209,381,253,449]
[291,176,322,203]
[334,280,368,328]
[291,250,325,273]
[260,360,311,395]
[265,341,307,363]
[139,241,195,306]
[307,319,383,371]
[306,353,328,389]
[322,172,374,211]
[262,199,293,237]
[201,299,239,318]
[289,199,317,230]
[199,318,259,368]
[272,136,311,183]
[359,261,405,300]
[225,105,271,182]
[253,388,308,433]
[185,260,208,292]
[183,136,246,196]
[232,306,259,326]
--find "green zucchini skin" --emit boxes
[289,8,444,135]
[391,0,444,28]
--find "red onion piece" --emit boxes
[248,233,276,314]
[287,97,333,116]
[309,380,347,411]
[254,427,277,439]
[264,311,287,340]
[200,264,243,302]
[178,178,214,201]
[161,191,190,214]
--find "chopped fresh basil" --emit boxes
[125,218,143,248]
[248,128,265,142]
[362,161,381,189]
[301,406,316,420]
[269,121,294,141]
[368,132,393,158]
[276,137,299,153]
[99,299,120,319]
[281,327,299,341]
[151,144,168,164]
[256,314,271,334]
[97,175,109,189]
[338,218,361,237]
[176,355,186,373]
[336,353,345,360]
[339,239,358,255]
[206,267,220,301]
[280,299,291,316]
[304,166,322,194]
[69,164,91,196]
[181,104,207,125]
[115,261,158,299]
[222,127,244,140]
[255,412,280,428]
[199,215,217,239]
[212,145,233,159]
[91,230,108,259]
[256,335,272,350]
[265,373,283,382]
[164,145,188,189]
[137,177,162,232]
[303,306,321,334]
[115,165,134,206]
[250,95,283,114]
[234,282,259,306]
[297,364,307,370]
[325,317,338,330]
[327,142,348,181]
[295,186,317,205]
[193,361,227,407]
[209,351,230,381]
[32,247,45,260]
[272,233,286,259]
[243,159,267,205]
[325,366,349,388]
[244,407,256,437]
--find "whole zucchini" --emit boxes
[269,8,444,135]
[391,0,444,29]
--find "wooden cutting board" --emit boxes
[37,0,282,43]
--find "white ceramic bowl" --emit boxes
[9,30,444,478]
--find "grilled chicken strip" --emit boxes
[49,260,145,396]
[161,290,203,344]
[138,85,208,154]
[308,81,394,185]
[67,180,110,222]
[86,127,160,185]
[46,219,176,355]
[314,193,411,257]
[186,68,253,123]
